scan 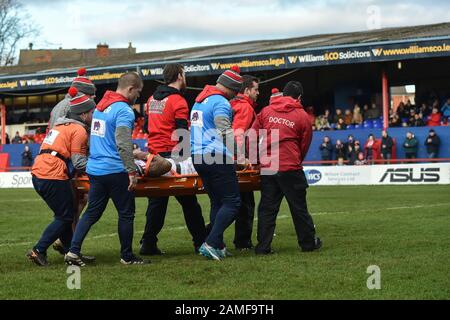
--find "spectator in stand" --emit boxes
[354,152,368,166]
[333,108,344,123]
[335,117,347,130]
[427,107,442,126]
[410,112,425,127]
[344,134,355,159]
[324,109,333,124]
[1,133,10,144]
[362,104,370,120]
[347,144,357,165]
[21,145,33,169]
[440,98,450,122]
[431,99,440,112]
[403,132,419,161]
[364,134,379,164]
[132,143,140,151]
[344,109,353,125]
[397,102,409,119]
[405,99,416,114]
[390,114,402,127]
[424,129,441,159]
[381,130,394,163]
[336,157,345,166]
[352,104,363,125]
[315,115,331,131]
[371,103,381,119]
[345,135,355,148]
[366,103,380,120]
[12,131,22,144]
[319,136,333,164]
[335,139,346,160]
[419,103,432,118]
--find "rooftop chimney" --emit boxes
[96,43,110,57]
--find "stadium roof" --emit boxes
[0,22,449,93]
[1,22,449,77]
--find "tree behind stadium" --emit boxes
[0,0,38,66]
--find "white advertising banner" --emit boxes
[371,163,450,185]
[304,163,450,186]
[0,172,33,188]
[0,163,449,189]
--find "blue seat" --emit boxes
[373,119,382,128]
[363,121,373,129]
[354,124,361,129]
[330,123,336,129]
[347,124,355,130]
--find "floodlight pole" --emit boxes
[382,69,389,130]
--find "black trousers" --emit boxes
[141,195,206,248]
[255,170,316,254]
[70,173,135,260]
[32,176,75,254]
[233,191,255,248]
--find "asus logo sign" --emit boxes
[379,168,440,183]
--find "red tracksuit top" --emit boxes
[251,96,312,172]
[230,94,257,152]
[146,86,189,154]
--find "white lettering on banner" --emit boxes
[0,172,33,188]
[268,117,295,128]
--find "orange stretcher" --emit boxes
[73,170,261,197]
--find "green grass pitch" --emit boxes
[0,185,449,299]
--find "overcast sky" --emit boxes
[22,0,450,53]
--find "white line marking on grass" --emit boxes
[311,202,450,216]
[1,203,448,248]
[0,199,40,203]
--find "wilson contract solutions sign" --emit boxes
[303,163,450,186]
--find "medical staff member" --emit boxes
[65,72,146,266]
[251,81,322,255]
[190,66,243,261]
[27,87,95,266]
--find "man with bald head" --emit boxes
[65,72,147,266]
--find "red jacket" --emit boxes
[364,139,381,160]
[230,94,256,152]
[250,96,312,172]
[146,85,189,154]
[428,113,442,126]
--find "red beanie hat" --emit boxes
[71,68,96,96]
